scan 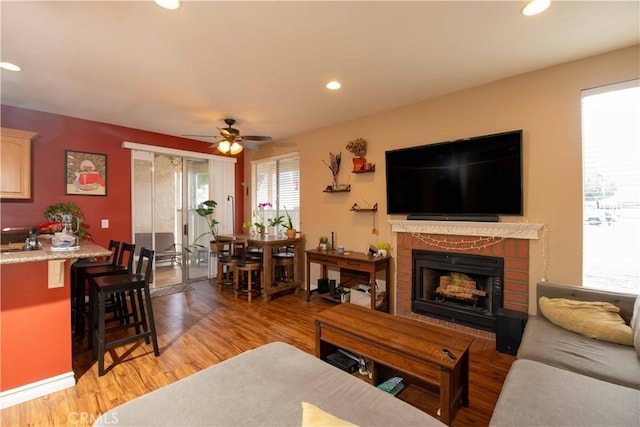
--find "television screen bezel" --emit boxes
[384,130,524,218]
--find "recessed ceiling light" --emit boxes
[522,0,551,16]
[326,81,342,90]
[154,0,181,10]
[0,62,21,72]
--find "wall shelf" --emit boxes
[352,164,375,174]
[323,184,351,193]
[350,202,378,212]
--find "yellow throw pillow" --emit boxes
[301,402,358,427]
[539,297,633,346]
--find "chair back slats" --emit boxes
[137,247,155,283]
[117,242,136,271]
[107,240,121,265]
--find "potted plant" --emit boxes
[318,236,329,250]
[267,215,285,235]
[43,201,90,240]
[190,200,219,252]
[376,241,390,257]
[253,202,271,235]
[242,220,254,234]
[345,137,367,171]
[283,206,296,238]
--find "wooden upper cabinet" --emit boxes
[1,127,38,200]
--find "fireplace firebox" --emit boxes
[412,250,504,332]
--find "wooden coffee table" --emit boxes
[314,304,474,425]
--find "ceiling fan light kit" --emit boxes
[184,118,271,155]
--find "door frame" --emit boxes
[124,141,236,283]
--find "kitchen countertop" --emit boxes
[0,240,111,265]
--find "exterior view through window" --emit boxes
[252,154,300,231]
[582,79,639,294]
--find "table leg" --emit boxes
[440,366,452,425]
[261,247,272,300]
[461,350,470,407]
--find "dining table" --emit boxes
[215,232,304,300]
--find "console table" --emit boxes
[314,304,474,425]
[305,249,390,311]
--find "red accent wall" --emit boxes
[395,232,530,340]
[1,105,245,245]
[0,260,71,391]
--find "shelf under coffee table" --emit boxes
[314,303,474,425]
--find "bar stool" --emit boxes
[215,240,239,292]
[85,242,136,349]
[272,245,295,284]
[72,240,120,338]
[234,241,263,301]
[91,247,159,376]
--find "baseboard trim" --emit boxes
[0,371,75,409]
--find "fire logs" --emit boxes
[436,273,486,301]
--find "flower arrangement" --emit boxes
[376,241,390,257]
[345,137,367,157]
[253,202,272,231]
[322,152,341,188]
[376,241,390,250]
[323,152,341,177]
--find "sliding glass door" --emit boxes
[132,151,184,287]
[128,142,237,286]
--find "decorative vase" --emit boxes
[332,176,338,190]
[259,228,266,236]
[285,229,296,238]
[378,249,388,257]
[352,156,366,172]
[267,225,276,235]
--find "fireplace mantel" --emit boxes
[389,220,543,240]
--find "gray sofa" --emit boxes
[490,282,640,427]
[94,342,445,426]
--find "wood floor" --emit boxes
[0,280,515,426]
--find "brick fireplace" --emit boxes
[390,220,543,339]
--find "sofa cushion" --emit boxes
[536,282,637,323]
[302,402,357,427]
[517,316,640,389]
[489,359,640,427]
[539,296,633,346]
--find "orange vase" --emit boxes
[352,156,366,172]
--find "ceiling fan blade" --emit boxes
[242,135,272,142]
[182,134,218,138]
[243,141,260,150]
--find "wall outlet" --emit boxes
[101,219,109,228]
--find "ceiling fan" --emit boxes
[183,118,272,155]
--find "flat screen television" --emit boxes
[385,130,523,220]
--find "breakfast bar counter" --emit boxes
[0,241,111,408]
[0,241,111,265]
